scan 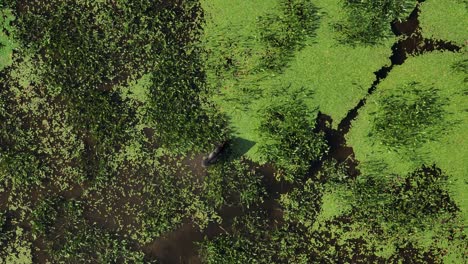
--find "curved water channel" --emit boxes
[143,2,463,263]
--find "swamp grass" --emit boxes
[347,51,468,227]
[202,0,394,161]
[419,0,468,46]
[0,8,16,70]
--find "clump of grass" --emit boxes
[350,165,459,233]
[335,0,415,45]
[258,0,321,72]
[204,158,266,209]
[257,89,328,182]
[280,178,323,227]
[371,82,449,150]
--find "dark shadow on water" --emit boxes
[229,137,256,160]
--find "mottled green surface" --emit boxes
[1,0,466,262]
[347,52,468,226]
[420,0,468,45]
[202,0,393,161]
[0,8,16,70]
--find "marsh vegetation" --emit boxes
[0,0,466,263]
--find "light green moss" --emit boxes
[202,0,394,161]
[420,0,468,45]
[347,51,468,226]
[1,228,33,264]
[0,8,17,70]
[317,184,351,222]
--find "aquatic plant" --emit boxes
[258,92,328,182]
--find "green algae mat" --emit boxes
[0,0,467,262]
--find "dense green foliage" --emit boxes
[5,0,198,90]
[199,162,466,263]
[257,93,328,181]
[32,199,144,263]
[280,178,322,228]
[2,0,226,155]
[0,224,32,263]
[148,42,229,152]
[204,158,266,209]
[0,0,466,262]
[258,0,320,71]
[0,0,228,262]
[350,165,459,232]
[335,0,415,45]
[371,82,449,150]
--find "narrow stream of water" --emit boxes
[143,2,462,262]
[338,1,461,135]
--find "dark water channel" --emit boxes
[144,1,463,262]
[0,0,458,262]
[338,1,461,136]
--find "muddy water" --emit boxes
[3,1,458,261]
[142,207,242,264]
[143,2,464,262]
[142,162,277,263]
[143,223,204,264]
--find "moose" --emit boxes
[202,141,228,167]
